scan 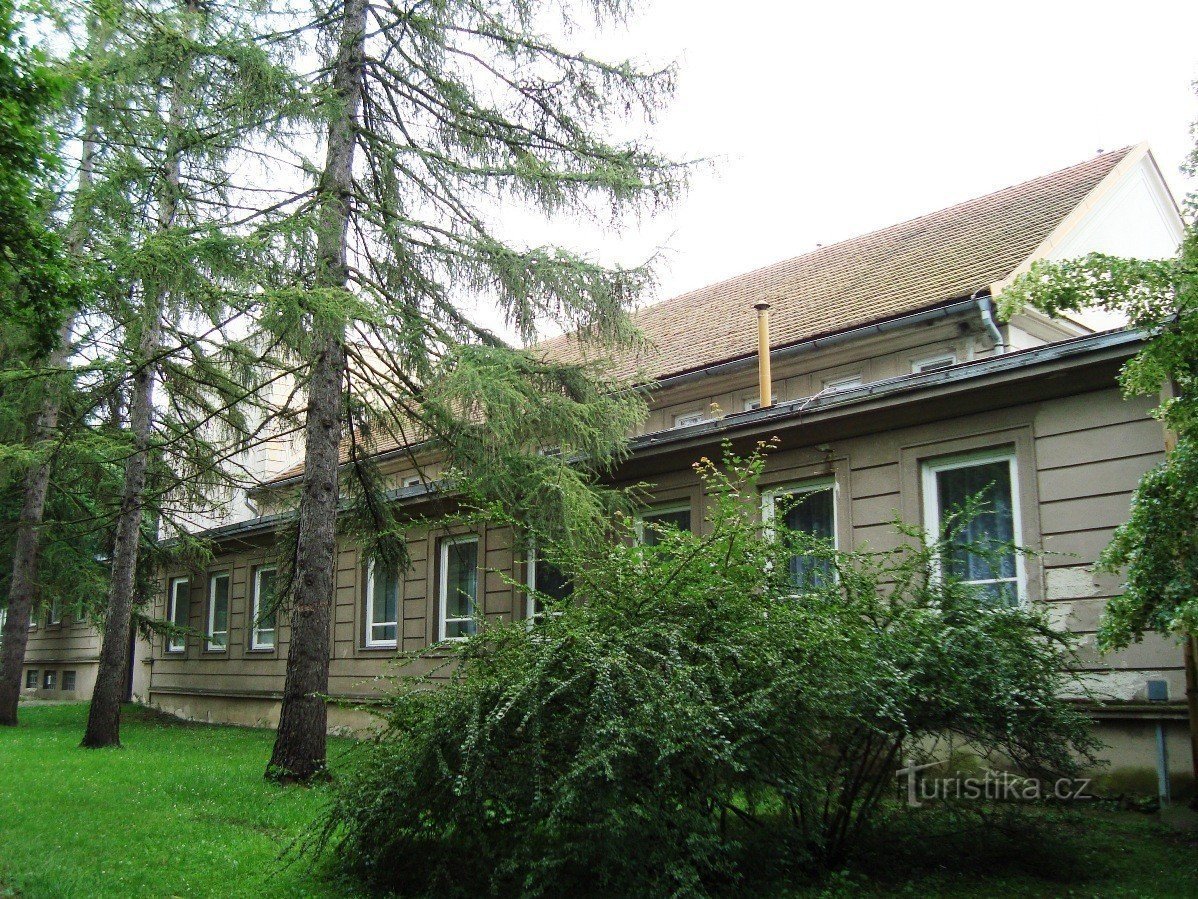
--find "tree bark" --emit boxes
[81,13,186,743]
[266,0,366,782]
[81,306,161,747]
[0,65,102,725]
[0,331,72,725]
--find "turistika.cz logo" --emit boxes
[896,758,1093,807]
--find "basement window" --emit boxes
[43,670,56,689]
[25,670,38,689]
[206,572,230,651]
[364,561,399,648]
[62,670,76,691]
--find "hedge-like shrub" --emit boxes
[317,446,1097,897]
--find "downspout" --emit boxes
[975,291,1006,355]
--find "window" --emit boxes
[823,374,863,393]
[526,546,572,620]
[43,670,56,689]
[922,450,1023,606]
[743,394,778,412]
[251,567,277,650]
[47,596,62,626]
[364,561,399,648]
[25,670,37,689]
[439,536,479,640]
[62,670,76,691]
[912,353,956,373]
[206,572,230,651]
[166,577,189,652]
[636,503,693,546]
[403,475,422,488]
[763,480,837,590]
[672,410,709,429]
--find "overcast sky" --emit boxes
[493,0,1198,340]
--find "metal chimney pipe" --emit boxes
[754,302,772,409]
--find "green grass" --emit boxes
[2,704,1197,897]
[0,703,357,898]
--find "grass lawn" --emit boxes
[0,703,357,898]
[2,703,1198,897]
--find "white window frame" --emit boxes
[634,502,693,544]
[364,559,399,649]
[743,394,778,412]
[438,535,480,642]
[250,566,277,651]
[822,373,863,392]
[761,478,839,588]
[43,670,56,689]
[672,410,709,429]
[166,577,188,653]
[47,596,62,626]
[760,478,838,541]
[525,542,570,621]
[912,352,956,374]
[205,572,230,652]
[921,449,1026,606]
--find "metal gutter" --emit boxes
[627,326,1145,454]
[649,297,982,392]
[258,297,984,491]
[192,327,1145,544]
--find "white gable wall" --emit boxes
[1047,153,1184,263]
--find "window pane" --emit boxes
[936,461,1016,584]
[210,576,229,647]
[531,558,572,618]
[778,487,835,589]
[445,540,478,637]
[642,508,691,546]
[259,571,277,626]
[370,566,398,643]
[255,570,277,645]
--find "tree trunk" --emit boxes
[0,335,70,725]
[81,305,163,748]
[266,0,366,783]
[81,17,186,743]
[0,65,103,725]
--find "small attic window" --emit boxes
[673,411,710,429]
[823,374,863,393]
[912,353,956,374]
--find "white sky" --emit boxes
[486,0,1198,341]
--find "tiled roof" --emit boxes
[536,147,1132,382]
[265,148,1131,486]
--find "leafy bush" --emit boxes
[317,445,1098,897]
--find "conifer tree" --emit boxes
[67,0,300,746]
[263,0,683,781]
[0,0,80,726]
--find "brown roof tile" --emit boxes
[266,148,1130,485]
[537,147,1132,382]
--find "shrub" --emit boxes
[317,444,1098,897]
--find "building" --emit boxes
[21,144,1192,791]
